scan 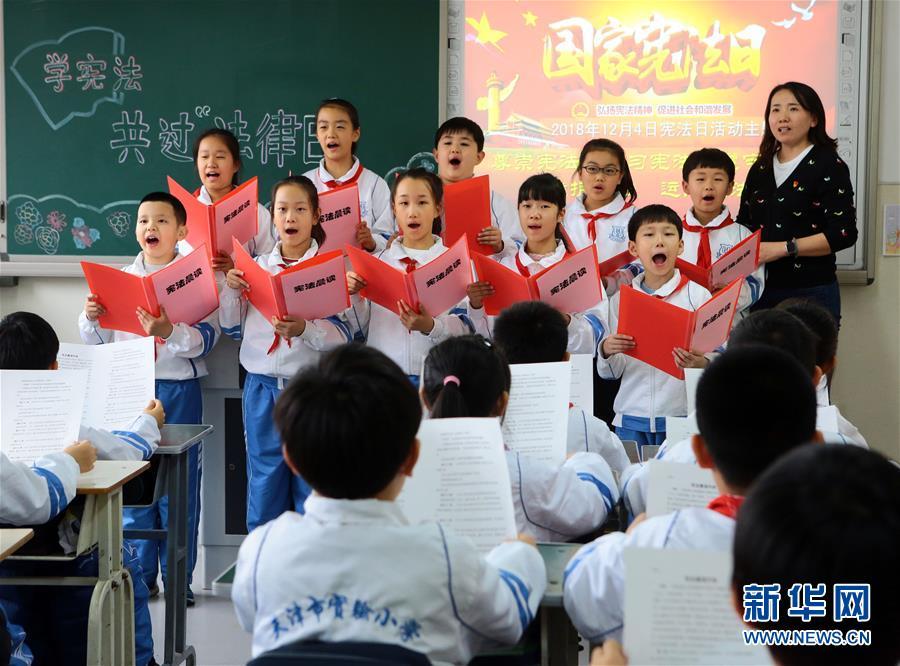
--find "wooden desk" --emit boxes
[0,529,34,561]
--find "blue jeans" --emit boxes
[752,279,841,328]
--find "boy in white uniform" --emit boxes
[597,205,712,447]
[564,346,821,644]
[680,148,764,314]
[492,301,630,474]
[233,344,546,663]
[432,117,523,257]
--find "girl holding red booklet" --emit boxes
[221,176,354,531]
[346,168,474,385]
[466,173,609,355]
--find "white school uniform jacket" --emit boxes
[468,240,608,356]
[0,451,80,525]
[349,237,473,376]
[304,158,393,253]
[81,415,160,462]
[598,270,711,431]
[681,207,764,313]
[232,496,547,664]
[489,189,525,254]
[78,252,220,381]
[219,240,352,382]
[563,506,735,643]
[507,450,618,543]
[563,193,641,295]
[567,406,631,474]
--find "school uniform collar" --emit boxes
[197,185,213,205]
[302,495,410,527]
[133,250,185,274]
[815,374,830,407]
[265,240,319,268]
[316,157,362,186]
[633,268,686,299]
[384,236,446,264]
[516,240,567,271]
[685,206,732,230]
[583,192,627,216]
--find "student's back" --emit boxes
[232,344,545,663]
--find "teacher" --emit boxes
[737,81,858,325]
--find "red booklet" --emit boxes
[472,245,603,316]
[346,236,472,316]
[616,277,742,379]
[317,184,362,255]
[81,245,219,337]
[443,175,495,256]
[676,230,761,291]
[232,240,349,322]
[597,249,636,278]
[167,176,259,259]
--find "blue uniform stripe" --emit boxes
[498,569,533,630]
[583,313,605,348]
[193,322,216,356]
[31,467,67,518]
[221,324,242,340]
[746,275,761,306]
[563,541,598,584]
[450,307,475,334]
[325,315,353,342]
[112,430,152,459]
[576,472,615,512]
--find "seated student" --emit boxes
[466,173,609,356]
[432,116,523,256]
[0,441,96,666]
[776,298,867,446]
[232,344,546,663]
[680,149,764,314]
[732,445,900,666]
[563,346,820,643]
[491,301,629,474]
[597,204,712,446]
[422,335,618,542]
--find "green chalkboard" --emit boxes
[3,0,440,258]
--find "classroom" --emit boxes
[1,1,898,665]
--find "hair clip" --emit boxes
[443,375,461,387]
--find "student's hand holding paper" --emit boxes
[673,348,710,369]
[398,301,435,334]
[356,222,376,252]
[601,334,635,358]
[346,271,366,296]
[136,305,174,340]
[466,280,495,309]
[64,440,97,473]
[225,268,250,291]
[514,533,538,546]
[271,316,306,340]
[84,294,106,322]
[143,399,165,429]
[590,640,628,666]
[477,226,504,253]
[211,251,235,273]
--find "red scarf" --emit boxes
[582,202,633,242]
[322,163,364,190]
[398,257,418,274]
[707,494,745,519]
[653,273,690,299]
[682,214,734,270]
[514,253,533,278]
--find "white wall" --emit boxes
[2,5,899,459]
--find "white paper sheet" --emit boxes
[646,460,719,517]
[684,368,704,415]
[57,338,155,431]
[1,369,89,462]
[816,405,840,434]
[624,548,768,665]
[502,362,570,466]
[665,414,699,449]
[568,354,594,413]
[397,418,516,553]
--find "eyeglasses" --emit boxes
[582,165,622,177]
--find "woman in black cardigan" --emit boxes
[737,81,857,325]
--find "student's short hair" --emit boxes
[316,98,361,154]
[422,335,510,419]
[269,175,326,247]
[776,299,838,368]
[274,344,421,499]
[139,192,187,226]
[681,148,736,182]
[0,311,59,370]
[733,445,900,666]
[192,128,242,186]
[493,302,567,365]
[391,168,444,235]
[627,204,682,241]
[696,346,816,490]
[728,310,817,376]
[433,117,485,152]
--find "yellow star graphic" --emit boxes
[466,12,508,52]
[522,10,538,27]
